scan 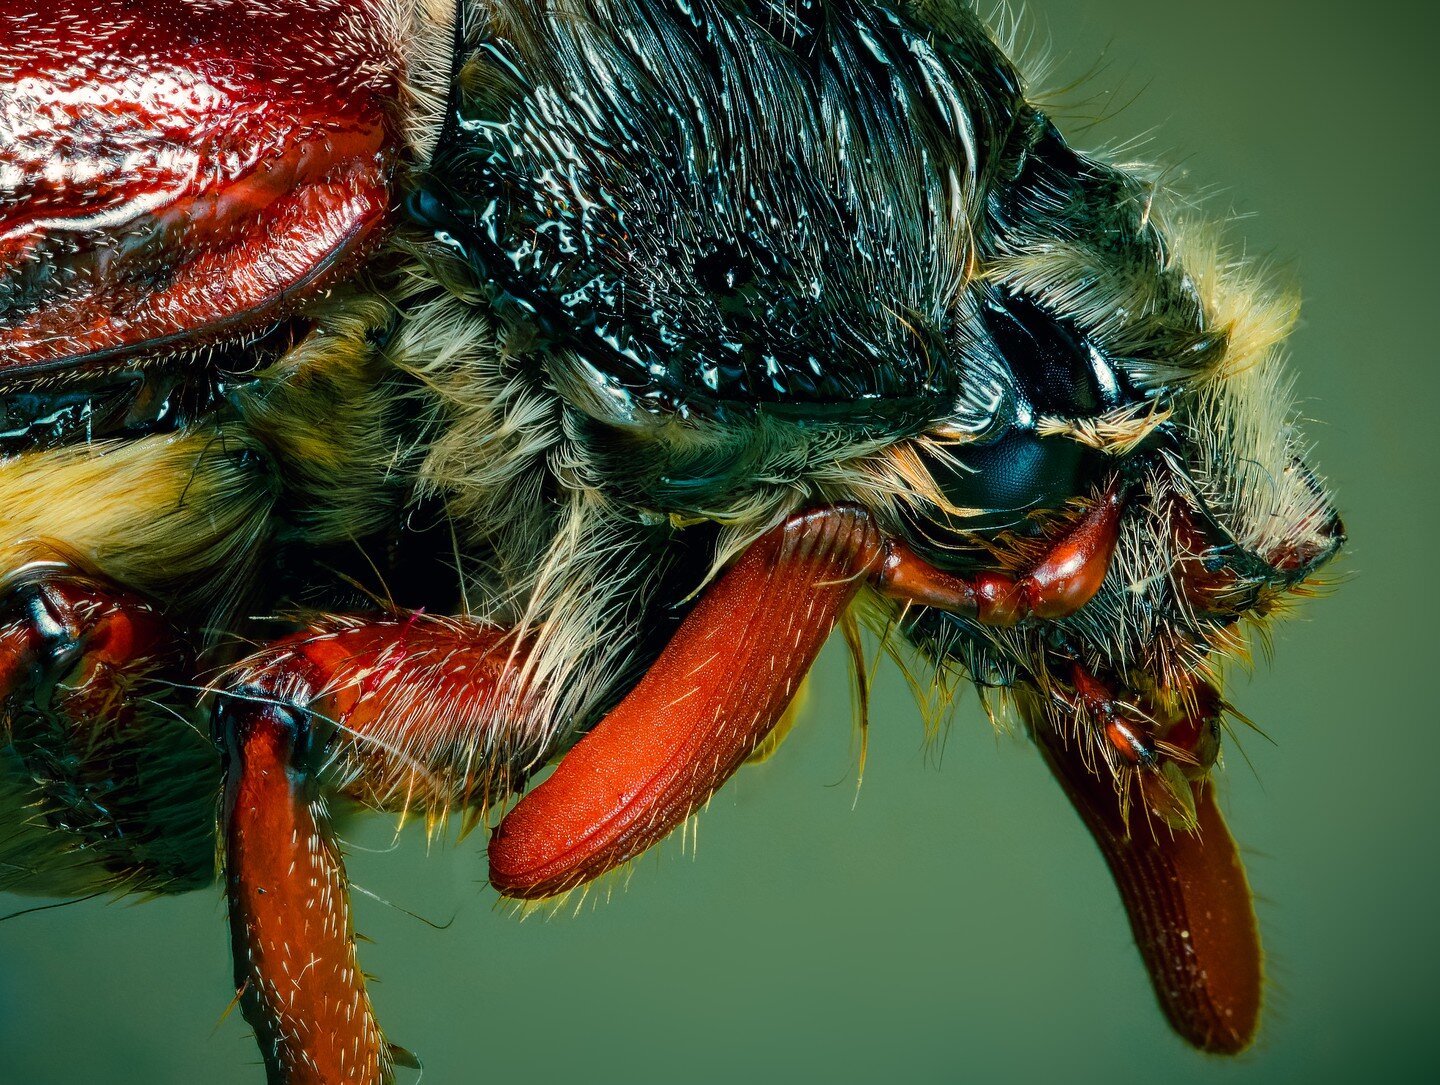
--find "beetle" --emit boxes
[0,1,1342,1081]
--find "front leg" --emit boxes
[873,483,1125,624]
[217,492,1138,1079]
[488,505,883,897]
[215,507,886,1079]
[490,491,1127,898]
[1030,710,1261,1054]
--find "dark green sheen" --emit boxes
[0,1,1431,1082]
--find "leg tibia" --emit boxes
[488,506,881,899]
[1030,712,1262,1054]
[219,614,525,1084]
[875,485,1125,625]
[485,491,1125,901]
[222,699,392,1085]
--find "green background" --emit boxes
[1,1,1434,1081]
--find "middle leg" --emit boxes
[219,616,522,1085]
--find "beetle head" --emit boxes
[904,94,1340,552]
[899,103,1345,798]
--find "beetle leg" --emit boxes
[219,618,523,1085]
[0,564,215,894]
[1028,703,1262,1054]
[489,506,882,898]
[489,491,1123,899]
[1,566,172,710]
[221,697,392,1085]
[875,484,1125,625]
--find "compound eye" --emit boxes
[931,429,1094,527]
[914,291,1120,536]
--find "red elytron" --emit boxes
[0,0,397,370]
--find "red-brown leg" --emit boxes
[489,489,1127,899]
[219,617,522,1085]
[220,490,1134,1078]
[0,566,178,718]
[874,483,1125,624]
[223,699,391,1085]
[488,506,883,898]
[893,495,1263,1054]
[1029,707,1262,1054]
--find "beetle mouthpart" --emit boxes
[1059,662,1225,832]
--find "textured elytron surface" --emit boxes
[0,0,400,370]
